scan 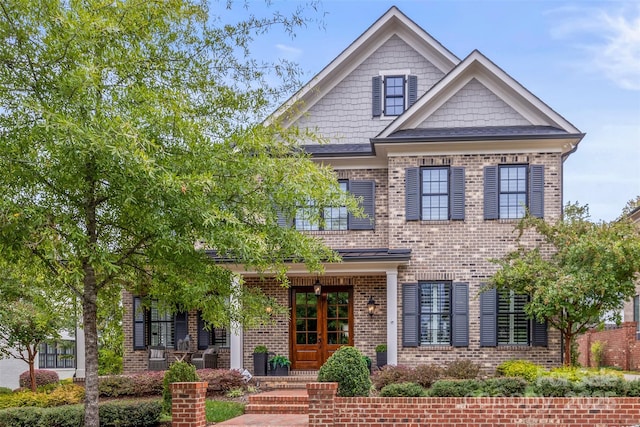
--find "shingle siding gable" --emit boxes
[294,35,445,144]
[419,78,531,128]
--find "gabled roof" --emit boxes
[377,50,582,138]
[268,6,459,127]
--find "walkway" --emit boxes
[216,387,309,426]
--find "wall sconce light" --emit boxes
[367,296,376,316]
[313,278,322,296]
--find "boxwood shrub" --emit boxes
[533,376,574,397]
[482,377,528,397]
[379,382,427,397]
[428,379,482,397]
[573,375,627,397]
[318,346,371,397]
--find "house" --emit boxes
[623,205,640,326]
[122,6,583,373]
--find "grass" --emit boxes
[205,400,245,422]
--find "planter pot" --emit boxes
[253,353,268,376]
[273,365,289,376]
[376,351,387,369]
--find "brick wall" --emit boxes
[576,322,640,370]
[307,383,640,427]
[171,382,208,427]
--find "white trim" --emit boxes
[230,275,243,370]
[386,269,398,366]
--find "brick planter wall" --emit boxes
[307,382,640,427]
[171,382,208,427]
[576,322,640,370]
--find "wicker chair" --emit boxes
[148,345,167,371]
[191,346,218,370]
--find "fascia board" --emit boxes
[226,260,410,276]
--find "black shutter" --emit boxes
[402,283,420,347]
[277,210,292,228]
[484,166,499,220]
[451,282,469,347]
[480,287,497,347]
[450,167,465,220]
[529,165,544,218]
[133,297,146,350]
[197,312,211,350]
[405,168,420,221]
[408,75,418,107]
[174,311,188,350]
[372,76,382,117]
[349,180,375,230]
[531,318,548,347]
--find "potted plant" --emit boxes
[253,345,269,376]
[268,354,291,376]
[375,344,387,369]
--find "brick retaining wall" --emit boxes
[307,382,640,427]
[576,322,640,370]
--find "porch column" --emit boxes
[386,269,398,366]
[75,319,86,379]
[230,275,243,370]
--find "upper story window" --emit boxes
[420,282,451,345]
[39,340,75,369]
[286,180,375,231]
[497,291,529,345]
[372,73,417,118]
[484,164,544,220]
[405,167,465,221]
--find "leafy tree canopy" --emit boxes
[487,203,640,365]
[0,0,354,424]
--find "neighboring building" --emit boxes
[122,7,584,373]
[623,205,640,326]
[0,328,85,389]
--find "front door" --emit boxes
[291,287,353,370]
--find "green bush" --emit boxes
[317,346,371,397]
[444,359,480,379]
[496,360,545,382]
[98,347,123,376]
[372,365,414,390]
[99,372,165,398]
[413,364,444,388]
[163,361,199,413]
[547,367,623,383]
[379,382,427,397]
[18,370,59,390]
[590,341,606,368]
[428,379,482,397]
[197,369,245,394]
[0,389,11,396]
[0,384,84,409]
[574,374,626,397]
[626,379,640,397]
[533,377,574,397]
[482,377,528,397]
[0,400,161,427]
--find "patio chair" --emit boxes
[148,345,167,371]
[191,346,218,370]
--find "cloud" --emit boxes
[276,43,303,59]
[548,4,640,91]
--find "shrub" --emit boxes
[547,367,623,383]
[379,382,427,397]
[375,344,387,353]
[626,379,640,397]
[253,345,268,353]
[444,359,480,379]
[574,374,626,397]
[371,365,414,391]
[428,379,482,397]
[0,384,84,409]
[197,369,245,394]
[413,364,444,388]
[0,401,161,427]
[533,377,573,397]
[18,370,59,390]
[590,341,606,368]
[163,361,199,413]
[317,346,371,397]
[98,371,164,397]
[482,377,528,397]
[496,360,545,383]
[0,389,11,396]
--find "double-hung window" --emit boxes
[499,165,527,219]
[484,164,544,220]
[372,74,418,117]
[296,181,348,231]
[132,297,188,350]
[420,282,451,345]
[39,341,75,369]
[497,291,529,345]
[384,76,405,116]
[422,168,449,220]
[406,167,465,221]
[150,301,175,347]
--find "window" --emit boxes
[419,282,451,345]
[497,291,529,345]
[384,76,405,116]
[296,181,348,231]
[406,167,465,221]
[499,165,527,219]
[39,341,75,369]
[150,301,175,347]
[197,312,229,349]
[484,164,544,220]
[132,297,188,350]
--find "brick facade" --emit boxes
[307,382,640,427]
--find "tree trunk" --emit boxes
[83,264,99,427]
[28,346,36,392]
[564,332,573,367]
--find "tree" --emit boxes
[487,203,640,366]
[0,1,356,425]
[0,260,72,392]
[621,195,640,218]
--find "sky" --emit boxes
[220,0,640,222]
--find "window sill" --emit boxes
[300,230,349,235]
[419,220,451,225]
[496,345,531,351]
[418,345,454,351]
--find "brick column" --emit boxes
[171,382,208,427]
[307,382,337,427]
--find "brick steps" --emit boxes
[246,389,309,415]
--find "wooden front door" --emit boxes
[291,287,353,370]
